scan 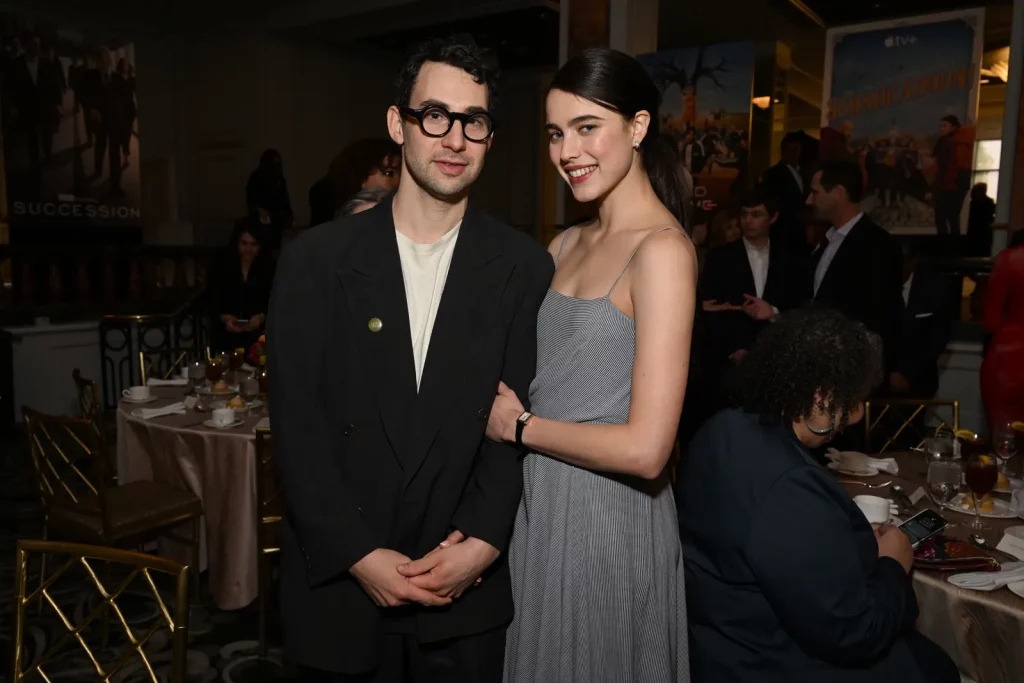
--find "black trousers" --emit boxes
[300,628,505,683]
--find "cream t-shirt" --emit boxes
[395,221,462,390]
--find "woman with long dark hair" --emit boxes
[246,148,293,249]
[485,48,695,682]
[209,215,275,353]
[308,138,401,226]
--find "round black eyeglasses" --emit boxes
[400,105,495,142]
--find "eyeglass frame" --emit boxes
[399,105,496,142]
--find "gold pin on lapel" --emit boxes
[368,317,383,333]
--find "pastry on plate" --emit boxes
[997,472,1010,490]
[212,380,231,393]
[960,493,995,513]
[227,396,246,409]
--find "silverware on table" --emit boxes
[969,534,1021,563]
[838,479,893,489]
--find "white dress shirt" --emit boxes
[395,221,461,389]
[813,212,863,296]
[786,165,803,193]
[902,273,913,307]
[26,56,39,85]
[743,237,770,299]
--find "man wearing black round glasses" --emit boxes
[268,33,553,683]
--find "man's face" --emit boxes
[740,204,775,242]
[387,62,492,201]
[939,120,953,136]
[781,140,800,166]
[807,170,841,223]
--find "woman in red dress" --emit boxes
[981,231,1024,428]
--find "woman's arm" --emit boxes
[489,228,696,479]
[746,467,917,667]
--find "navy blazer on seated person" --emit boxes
[678,409,926,683]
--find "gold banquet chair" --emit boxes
[254,426,283,658]
[138,348,194,385]
[864,398,960,453]
[11,539,191,683]
[22,407,203,599]
[71,368,118,482]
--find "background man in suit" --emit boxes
[698,187,808,406]
[890,243,955,399]
[762,132,808,254]
[268,35,553,682]
[5,33,63,170]
[807,160,903,381]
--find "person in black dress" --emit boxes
[678,308,959,683]
[209,215,275,354]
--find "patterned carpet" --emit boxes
[0,437,293,683]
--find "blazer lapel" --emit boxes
[734,241,757,298]
[336,198,418,469]
[402,203,510,486]
[763,243,784,305]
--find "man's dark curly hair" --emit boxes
[393,34,500,110]
[733,307,883,430]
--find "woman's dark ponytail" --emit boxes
[639,134,687,227]
[549,48,690,228]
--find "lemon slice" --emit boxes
[954,428,979,441]
[1011,421,1024,432]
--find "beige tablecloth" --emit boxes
[116,387,264,610]
[842,452,1024,683]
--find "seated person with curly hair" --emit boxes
[678,307,959,683]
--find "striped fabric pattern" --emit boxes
[504,230,690,683]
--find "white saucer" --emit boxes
[203,419,244,430]
[1009,581,1024,600]
[828,461,879,477]
[122,396,158,404]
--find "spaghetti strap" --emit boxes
[554,227,575,266]
[607,227,683,297]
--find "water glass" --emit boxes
[992,421,1019,474]
[927,455,962,515]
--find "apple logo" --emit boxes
[884,36,895,48]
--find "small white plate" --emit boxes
[210,399,263,410]
[122,396,158,404]
[828,462,879,477]
[1008,581,1024,600]
[943,494,1020,519]
[203,419,244,430]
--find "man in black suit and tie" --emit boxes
[5,33,63,169]
[807,160,903,380]
[890,243,955,399]
[762,132,808,254]
[267,35,553,682]
[698,187,809,403]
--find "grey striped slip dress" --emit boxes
[504,227,691,683]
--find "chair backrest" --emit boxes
[11,539,190,683]
[22,407,113,540]
[253,427,283,555]
[71,368,101,426]
[864,397,960,452]
[139,348,195,385]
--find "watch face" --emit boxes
[517,411,532,425]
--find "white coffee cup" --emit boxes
[180,366,190,379]
[122,386,151,401]
[854,495,890,524]
[212,408,235,426]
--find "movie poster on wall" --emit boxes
[637,42,755,234]
[821,9,984,235]
[1,12,141,226]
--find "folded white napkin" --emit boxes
[826,449,899,475]
[136,402,187,420]
[146,377,190,387]
[948,562,1024,591]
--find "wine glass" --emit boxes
[926,455,961,526]
[991,421,1018,475]
[240,378,259,413]
[964,453,998,530]
[188,361,205,392]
